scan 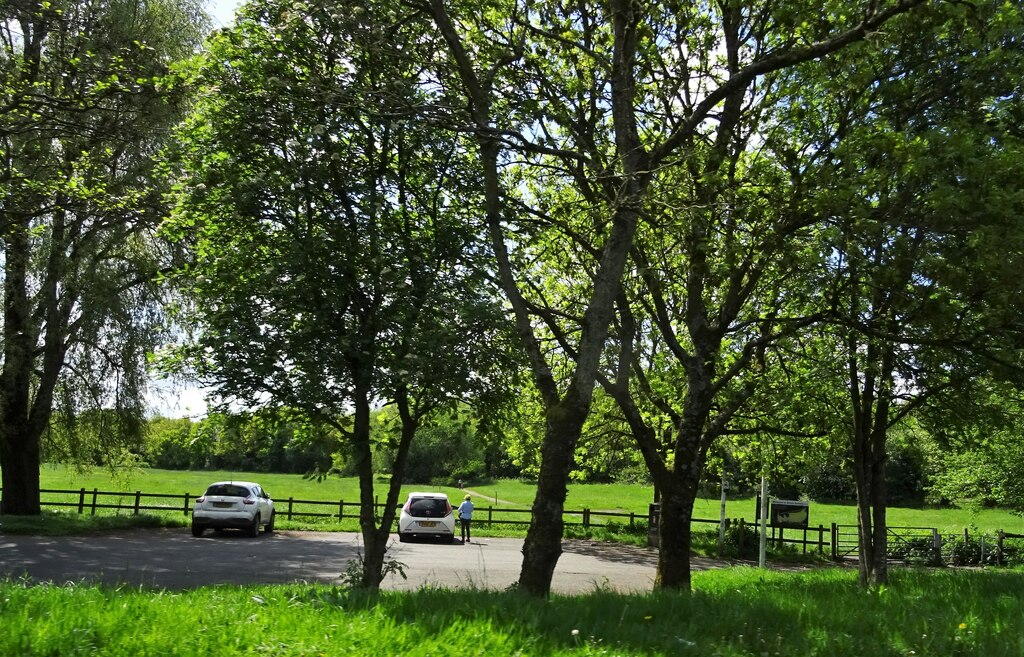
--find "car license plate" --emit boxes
[419,521,437,528]
[213,502,233,508]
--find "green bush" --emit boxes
[889,536,941,566]
[374,412,486,484]
[803,457,857,503]
[946,536,1002,567]
[886,442,930,507]
[604,519,648,538]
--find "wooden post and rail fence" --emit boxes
[3,487,1022,567]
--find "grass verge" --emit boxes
[0,511,182,536]
[1,567,1021,656]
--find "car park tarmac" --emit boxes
[0,528,725,594]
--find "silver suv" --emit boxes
[191,481,275,537]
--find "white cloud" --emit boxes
[147,380,211,419]
[206,0,242,28]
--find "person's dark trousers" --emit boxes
[460,519,471,542]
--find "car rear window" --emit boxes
[408,497,449,517]
[205,484,251,498]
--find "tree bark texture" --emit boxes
[848,333,894,588]
[0,225,43,515]
[518,399,587,596]
[655,481,699,590]
[351,384,387,590]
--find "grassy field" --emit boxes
[5,467,1024,655]
[1,566,1022,656]
[28,464,1024,535]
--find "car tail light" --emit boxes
[243,496,256,505]
[196,496,205,503]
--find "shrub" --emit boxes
[889,536,941,566]
[885,443,929,507]
[946,535,1001,567]
[604,519,648,538]
[804,458,857,503]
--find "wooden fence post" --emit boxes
[134,491,141,515]
[830,523,838,560]
[932,528,942,566]
[78,488,86,514]
[997,530,1005,566]
[487,506,492,527]
[288,497,294,521]
[338,499,344,521]
[818,525,825,554]
[91,488,98,516]
[583,508,590,528]
[184,493,191,516]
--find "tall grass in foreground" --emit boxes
[2,567,1022,656]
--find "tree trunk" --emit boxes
[0,424,41,516]
[518,399,588,596]
[350,384,387,590]
[854,423,889,588]
[655,481,698,590]
[0,224,42,516]
[849,337,892,588]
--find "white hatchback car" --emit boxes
[397,492,455,543]
[191,481,275,537]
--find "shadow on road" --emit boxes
[0,528,365,589]
[561,539,658,567]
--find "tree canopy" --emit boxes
[0,0,206,514]
[2,0,1022,598]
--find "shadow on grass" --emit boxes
[326,567,1024,656]
[0,511,182,536]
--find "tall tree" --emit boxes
[423,0,932,595]
[0,0,205,514]
[166,0,509,589]
[775,0,1024,587]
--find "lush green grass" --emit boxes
[0,511,181,536]
[472,479,1024,533]
[38,463,394,502]
[1,567,1022,656]
[21,465,1024,536]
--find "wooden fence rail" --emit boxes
[5,488,1022,567]
[11,488,645,528]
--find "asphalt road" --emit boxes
[0,528,724,594]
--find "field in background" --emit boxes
[27,465,1024,534]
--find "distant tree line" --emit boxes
[39,403,1024,514]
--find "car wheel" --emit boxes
[265,510,275,534]
[191,524,204,538]
[398,533,408,543]
[248,513,261,538]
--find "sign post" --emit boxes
[758,475,768,568]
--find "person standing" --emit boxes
[457,494,474,544]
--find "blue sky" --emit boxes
[147,1,238,419]
[207,0,241,29]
